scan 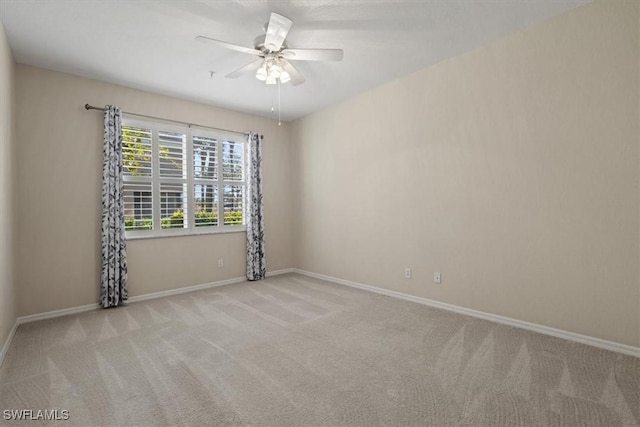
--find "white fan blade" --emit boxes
[195,35,262,56]
[264,12,292,52]
[281,59,305,86]
[280,48,343,61]
[226,59,264,79]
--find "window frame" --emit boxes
[122,116,247,240]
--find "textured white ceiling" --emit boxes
[0,0,589,121]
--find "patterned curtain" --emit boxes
[101,106,128,307]
[246,132,266,281]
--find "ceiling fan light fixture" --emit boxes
[269,64,282,79]
[198,11,343,90]
[256,64,267,81]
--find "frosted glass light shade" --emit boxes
[256,66,267,81]
[269,64,282,79]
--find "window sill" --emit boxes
[126,226,246,241]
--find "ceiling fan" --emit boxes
[196,12,343,86]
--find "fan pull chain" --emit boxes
[278,79,282,126]
[271,80,275,114]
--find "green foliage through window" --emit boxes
[122,127,152,177]
[124,217,152,231]
[125,210,242,231]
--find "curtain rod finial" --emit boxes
[84,104,90,110]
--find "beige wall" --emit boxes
[291,0,639,347]
[8,0,639,349]
[16,65,292,316]
[0,22,17,349]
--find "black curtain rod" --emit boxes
[84,104,263,139]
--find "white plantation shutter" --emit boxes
[222,140,244,181]
[193,135,219,228]
[193,136,217,180]
[122,124,154,232]
[159,131,186,178]
[194,183,218,227]
[122,126,152,177]
[123,182,152,231]
[223,185,244,225]
[160,182,188,229]
[222,139,245,226]
[121,118,247,237]
[157,129,187,230]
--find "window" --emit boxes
[122,118,246,238]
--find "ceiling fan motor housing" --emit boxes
[253,34,286,53]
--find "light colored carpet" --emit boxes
[0,273,638,426]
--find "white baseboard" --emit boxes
[0,320,19,367]
[128,268,294,304]
[266,268,294,277]
[293,269,640,358]
[128,276,246,303]
[13,268,294,325]
[17,303,99,324]
[129,268,292,303]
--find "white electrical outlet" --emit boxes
[217,259,224,268]
[404,268,412,279]
[434,272,441,284]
